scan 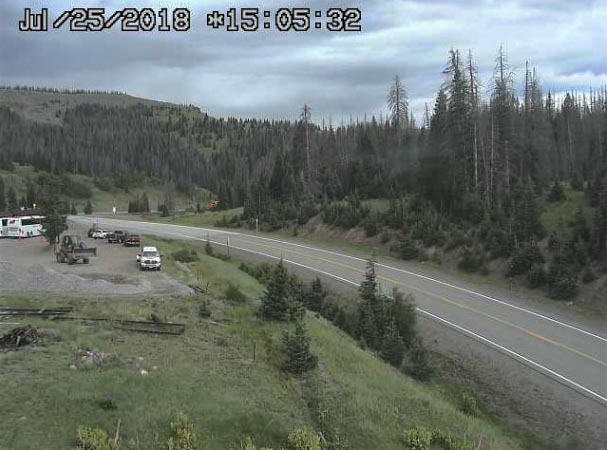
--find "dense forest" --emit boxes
[1,46,606,300]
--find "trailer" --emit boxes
[55,235,97,265]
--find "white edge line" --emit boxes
[81,218,607,406]
[419,310,607,405]
[80,217,606,343]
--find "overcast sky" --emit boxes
[1,0,605,122]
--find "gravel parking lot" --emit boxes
[0,222,191,296]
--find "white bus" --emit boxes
[1,215,45,238]
[0,217,9,238]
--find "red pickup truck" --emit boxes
[123,234,141,247]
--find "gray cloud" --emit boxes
[1,0,605,121]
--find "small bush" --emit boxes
[430,429,473,450]
[199,301,212,319]
[402,427,432,450]
[173,249,199,263]
[457,246,486,273]
[582,267,597,284]
[379,229,391,244]
[205,240,214,256]
[167,413,196,450]
[397,235,419,260]
[76,425,119,450]
[507,243,545,277]
[225,283,246,303]
[458,392,479,416]
[550,275,579,300]
[286,428,322,450]
[527,264,547,288]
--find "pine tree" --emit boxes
[70,203,77,215]
[7,186,17,212]
[305,277,326,312]
[84,201,92,215]
[260,259,290,321]
[379,321,405,367]
[41,196,68,244]
[357,260,382,349]
[0,176,5,212]
[390,289,417,348]
[281,319,318,374]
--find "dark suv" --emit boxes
[114,230,126,243]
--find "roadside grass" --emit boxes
[0,241,523,450]
[142,208,244,228]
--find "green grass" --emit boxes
[541,186,589,233]
[0,242,522,450]
[0,163,211,214]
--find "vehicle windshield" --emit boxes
[143,251,158,257]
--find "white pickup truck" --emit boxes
[136,246,162,271]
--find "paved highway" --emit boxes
[72,216,607,407]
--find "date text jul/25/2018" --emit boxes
[18,7,362,33]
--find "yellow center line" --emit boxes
[236,236,607,367]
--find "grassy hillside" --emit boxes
[0,88,179,125]
[0,240,521,450]
[0,164,212,213]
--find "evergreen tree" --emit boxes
[357,260,380,347]
[0,176,5,212]
[390,289,417,348]
[41,196,68,244]
[304,277,326,312]
[7,186,17,212]
[282,319,318,374]
[70,203,77,215]
[379,321,405,367]
[260,259,290,321]
[84,201,92,215]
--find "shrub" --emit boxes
[379,229,391,244]
[458,392,479,416]
[402,427,432,450]
[225,283,246,303]
[362,218,379,237]
[397,235,419,260]
[549,275,579,300]
[159,204,170,217]
[167,413,196,450]
[507,243,545,277]
[205,240,214,256]
[430,429,473,450]
[237,437,273,450]
[526,264,547,288]
[457,246,486,273]
[199,301,212,319]
[286,429,322,450]
[582,267,597,284]
[76,425,119,450]
[84,201,93,215]
[173,249,199,263]
[404,339,433,381]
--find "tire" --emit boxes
[83,258,90,265]
[56,253,65,263]
[67,256,75,265]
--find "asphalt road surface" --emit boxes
[71,215,607,409]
